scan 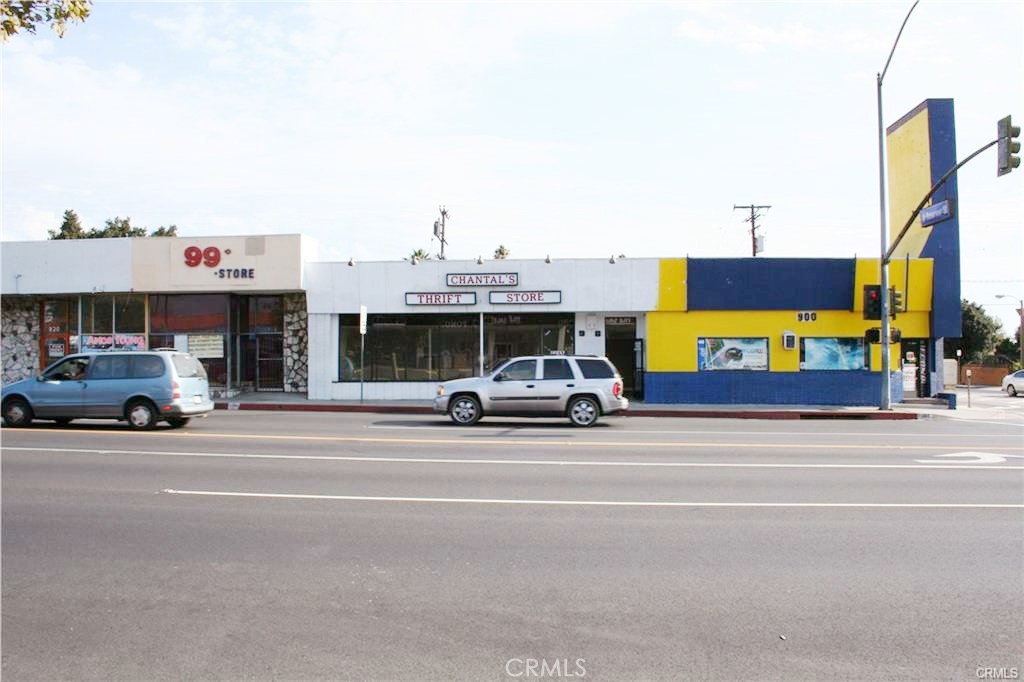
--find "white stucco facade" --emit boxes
[305,257,658,400]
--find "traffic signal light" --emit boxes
[865,328,882,344]
[998,115,1021,176]
[863,284,883,320]
[890,288,903,316]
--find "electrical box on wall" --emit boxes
[782,331,796,350]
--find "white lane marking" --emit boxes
[6,447,1024,470]
[365,423,1024,439]
[5,430,1024,451]
[914,452,1024,464]
[161,489,1024,509]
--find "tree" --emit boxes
[149,225,178,237]
[1,0,92,41]
[493,245,510,260]
[47,212,179,239]
[408,248,431,262]
[48,209,86,239]
[95,216,147,238]
[950,299,1003,364]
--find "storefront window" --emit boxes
[82,294,114,333]
[78,294,147,351]
[483,314,574,371]
[240,296,283,333]
[150,294,228,333]
[339,314,479,382]
[799,338,869,370]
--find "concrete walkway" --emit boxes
[214,385,1024,422]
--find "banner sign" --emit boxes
[406,292,477,306]
[446,273,518,287]
[81,334,147,351]
[488,291,561,305]
[187,334,224,359]
[697,337,768,371]
[799,338,868,370]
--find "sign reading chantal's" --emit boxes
[446,273,518,287]
[406,292,477,306]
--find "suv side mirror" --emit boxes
[494,372,509,382]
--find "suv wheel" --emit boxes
[449,395,482,425]
[568,396,599,427]
[3,397,34,427]
[126,399,158,430]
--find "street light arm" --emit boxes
[880,0,920,83]
[884,138,997,264]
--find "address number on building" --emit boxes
[797,311,818,322]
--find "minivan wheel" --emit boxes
[449,395,482,425]
[166,417,190,429]
[3,398,34,427]
[126,400,158,430]
[568,396,599,427]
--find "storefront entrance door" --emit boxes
[605,317,641,400]
[237,334,284,391]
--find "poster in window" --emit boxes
[188,334,224,359]
[800,338,868,370]
[698,337,768,371]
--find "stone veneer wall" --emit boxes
[2,296,41,385]
[283,293,308,393]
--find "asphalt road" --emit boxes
[3,412,1023,681]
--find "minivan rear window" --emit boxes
[576,358,617,379]
[131,355,166,379]
[172,354,207,379]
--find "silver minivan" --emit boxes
[2,350,214,429]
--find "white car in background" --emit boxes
[1002,369,1024,397]
[433,355,628,427]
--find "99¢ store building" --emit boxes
[1,234,315,396]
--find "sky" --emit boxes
[2,1,1022,335]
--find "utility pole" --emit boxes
[733,204,771,257]
[433,206,449,260]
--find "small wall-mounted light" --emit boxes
[347,258,354,266]
[545,255,551,264]
[477,256,484,265]
[578,330,585,337]
[411,257,418,266]
[609,255,616,264]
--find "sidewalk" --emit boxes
[210,387,1013,422]
[211,384,1024,423]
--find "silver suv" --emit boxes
[2,350,214,430]
[433,355,628,427]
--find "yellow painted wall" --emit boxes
[657,258,687,311]
[854,258,933,312]
[887,106,933,259]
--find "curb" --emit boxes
[214,402,919,420]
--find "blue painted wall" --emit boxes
[644,371,904,406]
[687,258,856,311]
[922,99,962,338]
